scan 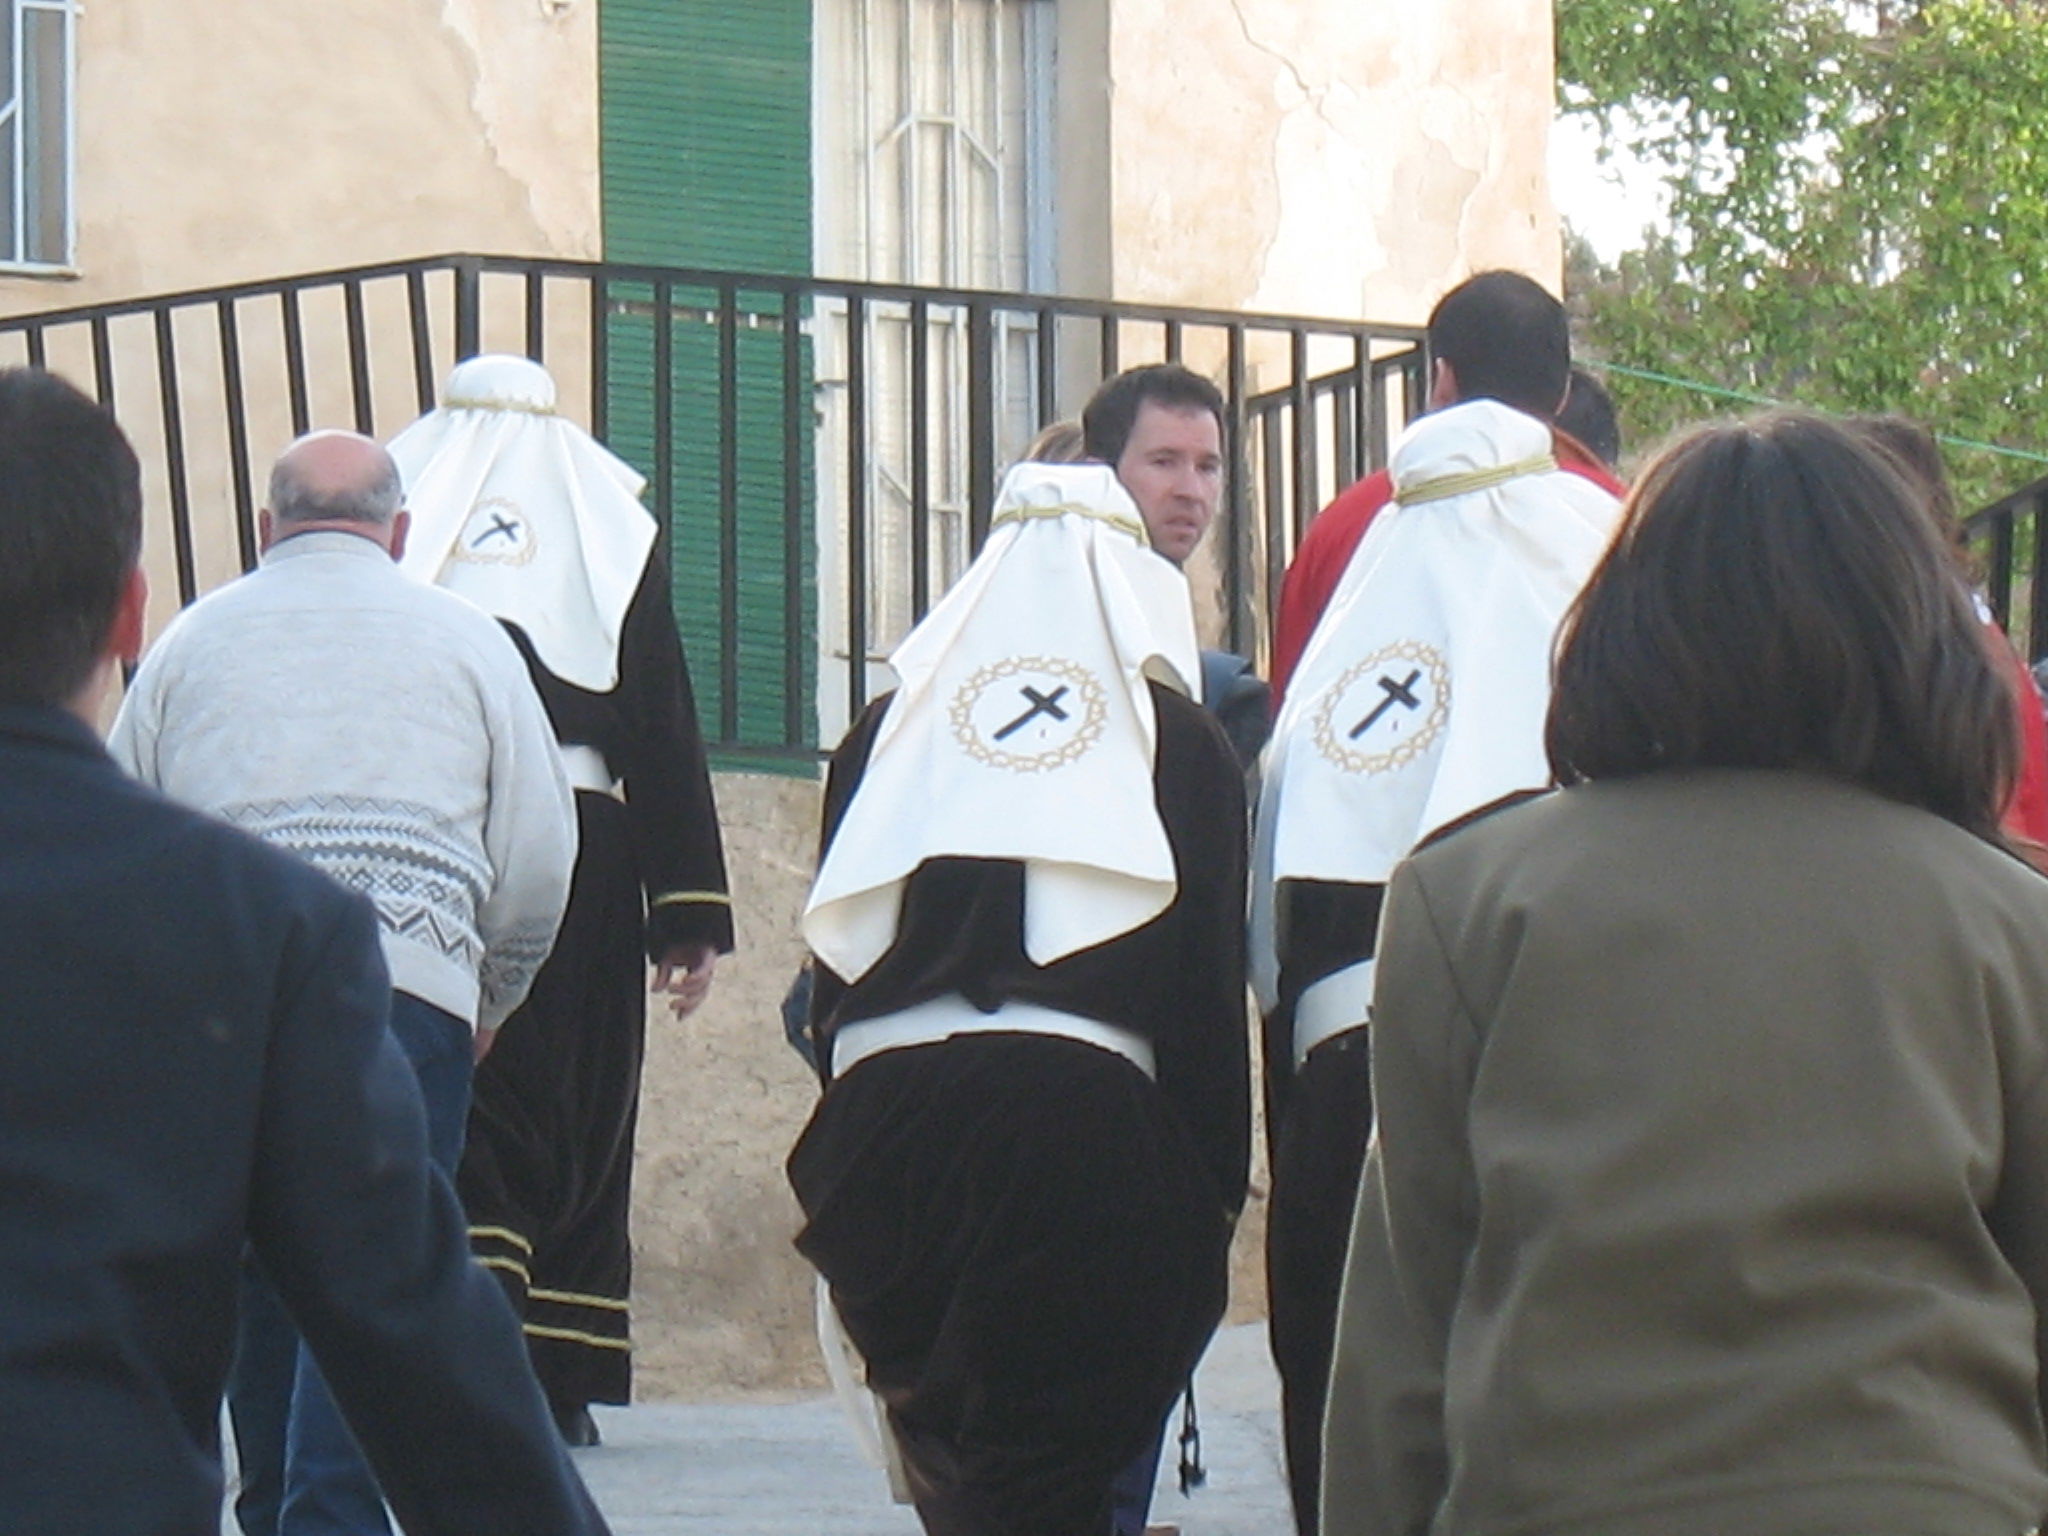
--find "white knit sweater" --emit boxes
[109,530,576,1031]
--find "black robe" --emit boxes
[458,554,733,1410]
[788,682,1250,1536]
[1263,877,1381,1536]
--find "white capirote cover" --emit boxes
[388,354,656,692]
[1250,398,1623,1009]
[803,463,1202,985]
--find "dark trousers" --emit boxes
[229,992,473,1536]
[792,1035,1231,1536]
[1265,1031,1374,1536]
[1108,1415,1169,1535]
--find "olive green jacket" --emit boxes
[1325,769,2048,1536]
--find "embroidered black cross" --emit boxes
[472,513,522,548]
[994,684,1071,741]
[1349,668,1423,740]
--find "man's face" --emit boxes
[1114,400,1223,565]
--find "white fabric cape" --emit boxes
[1250,398,1623,1009]
[388,354,656,692]
[803,463,1202,984]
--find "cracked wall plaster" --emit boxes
[1105,0,1559,327]
[8,0,599,315]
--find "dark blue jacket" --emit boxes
[0,706,607,1536]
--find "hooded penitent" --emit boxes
[387,354,655,693]
[804,461,1202,984]
[1251,397,1623,1016]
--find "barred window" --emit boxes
[0,0,74,269]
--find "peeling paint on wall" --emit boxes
[438,0,603,258]
[1105,0,1559,326]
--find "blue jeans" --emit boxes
[229,993,473,1536]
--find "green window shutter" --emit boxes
[601,0,816,768]
[602,2,811,273]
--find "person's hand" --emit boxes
[653,943,719,1019]
[473,1025,499,1063]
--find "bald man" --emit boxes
[110,431,576,1536]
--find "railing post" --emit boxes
[1368,353,1393,470]
[406,269,437,416]
[88,314,113,406]
[217,298,256,572]
[652,278,674,554]
[1034,304,1058,429]
[1262,405,1288,630]
[1225,324,1254,658]
[153,309,197,605]
[909,299,932,620]
[589,275,610,441]
[453,257,482,362]
[717,282,741,745]
[967,299,996,551]
[525,270,546,363]
[280,289,310,438]
[1347,332,1370,485]
[2029,487,2048,664]
[846,293,871,725]
[782,285,808,749]
[1290,327,1316,537]
[343,279,373,435]
[1989,505,2016,635]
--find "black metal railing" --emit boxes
[0,253,1427,762]
[1966,474,2048,664]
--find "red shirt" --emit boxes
[1269,431,1627,709]
[1988,622,2048,846]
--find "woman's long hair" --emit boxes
[1546,412,2016,837]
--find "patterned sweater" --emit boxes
[109,530,576,1031]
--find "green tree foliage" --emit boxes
[1558,0,2048,508]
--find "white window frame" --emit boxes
[0,0,78,274]
[812,0,1057,741]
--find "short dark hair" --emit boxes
[1556,366,1622,468]
[1547,411,2015,837]
[1080,364,1226,465]
[0,369,142,708]
[1428,270,1571,419]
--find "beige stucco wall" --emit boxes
[0,0,600,320]
[1099,0,1560,324]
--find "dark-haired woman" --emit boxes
[1322,413,2048,1536]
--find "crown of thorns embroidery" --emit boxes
[1311,641,1450,775]
[950,656,1108,773]
[453,495,539,567]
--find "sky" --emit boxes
[1548,112,1669,262]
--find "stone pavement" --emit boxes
[574,1322,1293,1535]
[219,1323,1291,1534]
